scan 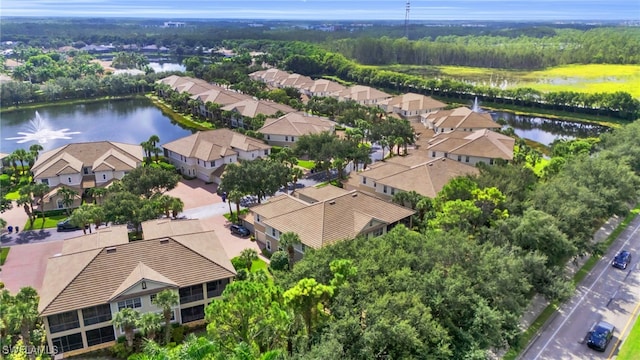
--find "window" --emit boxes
[267,135,270,140]
[42,178,49,185]
[266,240,271,251]
[285,136,289,142]
[252,153,255,158]
[457,155,462,161]
[383,185,388,194]
[432,151,436,157]
[372,228,384,237]
[207,279,229,298]
[465,156,470,163]
[85,326,115,347]
[150,294,156,303]
[103,174,106,180]
[179,285,204,304]
[117,298,141,311]
[271,228,276,237]
[362,177,367,185]
[82,304,112,326]
[57,199,64,209]
[68,177,72,183]
[264,150,268,155]
[291,137,295,142]
[489,158,495,165]
[391,188,395,195]
[197,159,200,165]
[256,214,261,223]
[444,153,448,158]
[51,333,83,353]
[210,161,216,167]
[48,311,80,333]
[181,305,205,323]
[83,167,89,175]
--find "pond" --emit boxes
[489,111,610,146]
[1,98,194,154]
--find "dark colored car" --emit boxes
[612,250,632,270]
[587,321,615,352]
[230,224,250,237]
[56,219,82,232]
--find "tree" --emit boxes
[269,251,289,272]
[151,289,179,345]
[112,308,140,349]
[57,187,78,215]
[239,249,259,271]
[205,277,290,354]
[283,278,334,345]
[137,312,163,342]
[69,204,95,234]
[17,183,49,229]
[12,149,28,175]
[279,232,301,271]
[8,287,39,360]
[28,144,43,165]
[120,167,180,199]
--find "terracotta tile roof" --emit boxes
[221,99,295,118]
[292,185,349,203]
[279,74,314,88]
[110,262,178,301]
[306,79,346,94]
[422,107,501,130]
[428,129,515,160]
[162,129,270,161]
[377,157,480,198]
[32,141,143,179]
[251,194,309,219]
[39,220,235,316]
[332,85,391,102]
[249,68,291,83]
[192,88,252,106]
[61,226,130,255]
[140,218,205,241]
[263,189,414,249]
[378,93,447,112]
[259,112,336,137]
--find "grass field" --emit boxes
[297,160,315,169]
[251,259,268,273]
[380,64,640,99]
[23,214,68,231]
[617,316,640,360]
[0,247,9,266]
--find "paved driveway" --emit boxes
[165,178,222,210]
[0,240,63,293]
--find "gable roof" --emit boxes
[251,194,309,219]
[306,79,346,94]
[162,129,270,161]
[422,107,501,130]
[259,112,336,137]
[32,141,143,179]
[39,220,235,316]
[278,74,314,89]
[332,85,391,102]
[191,88,252,106]
[221,99,295,118]
[249,68,291,84]
[428,129,515,160]
[61,226,130,255]
[378,93,447,112]
[292,185,350,203]
[109,262,178,301]
[262,189,414,249]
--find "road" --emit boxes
[521,214,640,360]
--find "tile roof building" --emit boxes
[377,93,447,121]
[425,129,515,165]
[38,220,235,357]
[421,107,501,134]
[162,129,271,183]
[258,112,337,147]
[331,85,392,105]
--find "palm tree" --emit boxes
[136,312,163,342]
[88,187,108,205]
[279,232,301,271]
[170,197,184,219]
[5,153,19,175]
[0,286,14,353]
[57,187,78,215]
[151,289,179,345]
[228,190,244,219]
[30,183,49,226]
[29,144,43,163]
[9,287,39,360]
[140,141,153,164]
[239,249,258,271]
[147,135,161,162]
[69,204,94,234]
[12,149,28,175]
[112,308,140,349]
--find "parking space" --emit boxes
[0,240,63,293]
[165,178,222,210]
[200,215,265,261]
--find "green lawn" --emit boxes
[297,160,315,170]
[617,316,640,360]
[23,214,68,231]
[0,247,9,266]
[4,190,20,200]
[250,258,268,273]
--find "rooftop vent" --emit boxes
[160,239,169,244]
[441,158,446,161]
[329,200,336,205]
[352,193,358,197]
[106,247,117,254]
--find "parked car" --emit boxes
[612,250,632,270]
[587,321,615,352]
[56,219,82,232]
[230,224,250,237]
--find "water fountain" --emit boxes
[5,111,81,144]
[471,97,481,112]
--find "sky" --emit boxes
[1,0,638,21]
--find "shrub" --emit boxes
[261,248,272,259]
[236,268,249,281]
[0,174,10,188]
[231,256,247,271]
[171,325,185,343]
[150,161,176,172]
[110,342,132,359]
[269,251,289,271]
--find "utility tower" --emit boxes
[404,0,410,38]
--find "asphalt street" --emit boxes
[521,214,640,360]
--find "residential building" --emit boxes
[258,112,337,147]
[38,220,235,357]
[421,107,501,134]
[301,79,346,98]
[378,93,447,121]
[330,85,391,105]
[221,99,296,129]
[248,69,291,87]
[344,154,480,199]
[250,187,414,257]
[278,74,314,90]
[426,129,515,165]
[31,141,143,209]
[162,129,271,183]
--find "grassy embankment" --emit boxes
[0,95,146,114]
[378,63,640,127]
[503,205,640,360]
[617,315,640,360]
[146,94,213,131]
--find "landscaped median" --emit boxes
[503,205,640,360]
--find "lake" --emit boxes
[1,98,194,154]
